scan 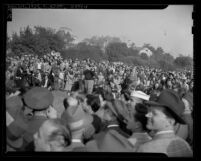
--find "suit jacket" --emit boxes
[128,132,152,151]
[65,140,87,152]
[85,129,133,152]
[23,115,48,146]
[106,124,130,138]
[137,132,193,157]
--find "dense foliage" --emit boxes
[7,26,193,71]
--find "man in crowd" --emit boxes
[21,87,57,151]
[137,89,193,157]
[34,119,72,151]
[83,66,96,94]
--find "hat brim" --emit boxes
[145,100,186,124]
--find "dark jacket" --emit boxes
[84,70,95,80]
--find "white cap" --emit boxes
[130,90,150,101]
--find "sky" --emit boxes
[7,5,193,58]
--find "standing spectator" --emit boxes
[83,67,96,94]
[137,89,193,157]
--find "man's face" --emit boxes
[46,106,58,119]
[145,106,172,132]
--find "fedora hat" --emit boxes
[23,87,53,110]
[62,105,93,132]
[145,89,186,124]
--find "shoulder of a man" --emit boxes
[166,137,193,157]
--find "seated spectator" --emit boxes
[34,119,71,151]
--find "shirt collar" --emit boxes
[107,124,119,128]
[72,139,82,143]
[155,130,174,135]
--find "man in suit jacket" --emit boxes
[137,89,193,157]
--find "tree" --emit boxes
[83,35,121,52]
[56,29,75,49]
[163,53,174,64]
[142,43,156,53]
[63,42,104,61]
[9,26,67,57]
[174,56,193,69]
[140,53,149,60]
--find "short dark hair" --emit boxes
[134,103,149,131]
[86,94,100,112]
[63,98,69,110]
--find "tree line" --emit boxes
[7,26,193,71]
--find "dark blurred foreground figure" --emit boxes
[126,103,152,151]
[137,89,193,157]
[6,87,58,151]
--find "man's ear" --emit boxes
[168,118,176,126]
[135,121,142,129]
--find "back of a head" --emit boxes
[86,94,101,113]
[41,119,72,149]
[134,103,149,132]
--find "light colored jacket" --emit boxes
[137,132,193,157]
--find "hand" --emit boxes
[47,106,58,119]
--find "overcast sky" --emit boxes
[7,5,193,58]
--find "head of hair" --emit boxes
[86,94,101,112]
[134,103,149,131]
[63,98,69,110]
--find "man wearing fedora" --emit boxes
[21,87,57,151]
[137,89,193,157]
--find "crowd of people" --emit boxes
[6,52,193,157]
